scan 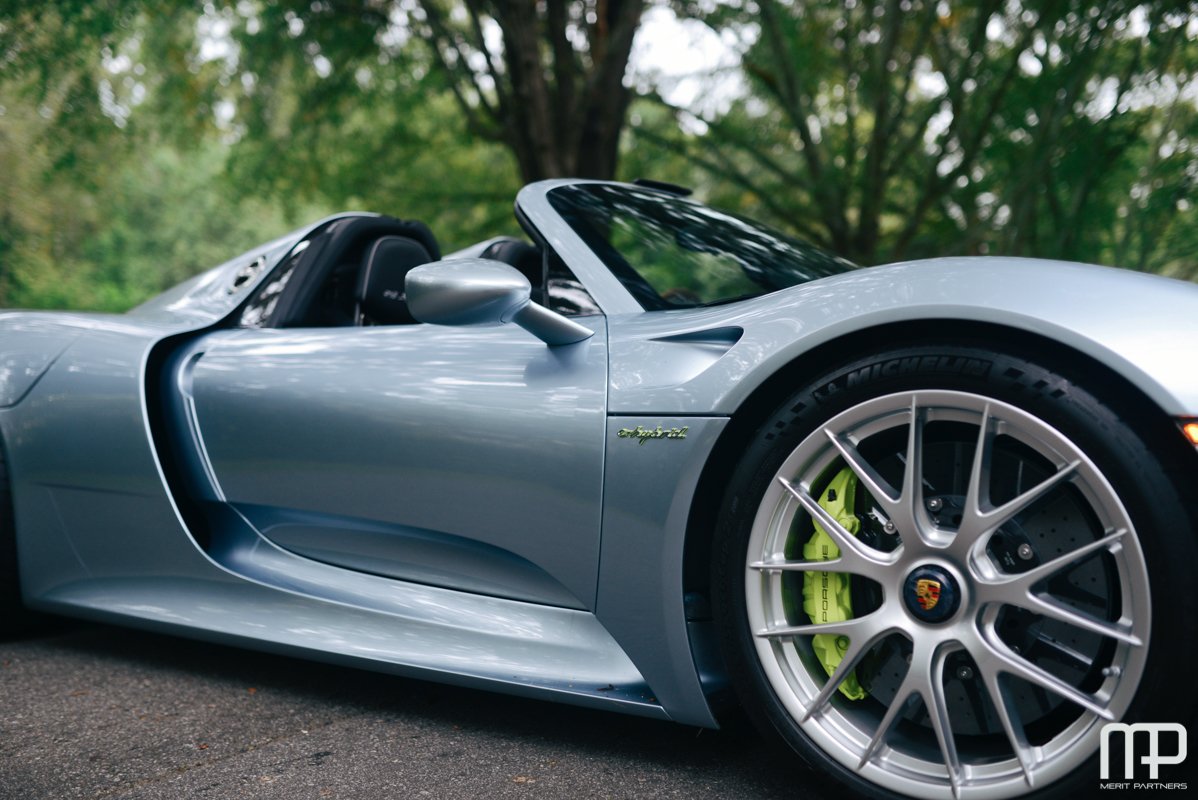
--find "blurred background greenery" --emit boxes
[1,0,1195,312]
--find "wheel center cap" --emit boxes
[903,565,961,623]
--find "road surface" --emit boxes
[0,621,837,799]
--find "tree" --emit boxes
[0,73,312,311]
[176,0,647,185]
[4,0,653,222]
[416,0,646,181]
[0,5,328,310]
[650,0,1198,274]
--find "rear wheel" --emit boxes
[0,438,37,636]
[712,344,1196,799]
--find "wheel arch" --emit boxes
[681,317,1198,604]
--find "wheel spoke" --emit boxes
[1017,594,1141,645]
[858,681,919,770]
[827,398,928,547]
[991,529,1125,591]
[957,460,1080,555]
[750,557,848,571]
[799,626,895,723]
[857,640,965,792]
[900,398,926,508]
[823,431,901,510]
[778,477,892,576]
[986,639,1115,719]
[977,661,1038,788]
[981,528,1141,645]
[924,647,963,798]
[958,404,996,544]
[749,556,880,579]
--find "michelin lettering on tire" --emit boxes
[813,356,992,403]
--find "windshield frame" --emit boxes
[516,180,854,314]
[516,180,645,315]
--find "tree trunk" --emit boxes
[426,0,644,183]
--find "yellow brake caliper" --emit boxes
[801,467,866,700]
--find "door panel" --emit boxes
[184,321,607,609]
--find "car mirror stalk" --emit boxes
[506,298,594,346]
[407,259,593,346]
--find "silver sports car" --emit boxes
[2,179,1195,799]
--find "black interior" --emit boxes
[269,215,440,328]
[240,214,599,329]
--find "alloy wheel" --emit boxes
[745,390,1150,799]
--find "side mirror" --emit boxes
[406,259,594,346]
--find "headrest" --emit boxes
[356,236,435,325]
[481,240,542,285]
[380,217,441,262]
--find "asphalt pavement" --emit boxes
[0,621,836,800]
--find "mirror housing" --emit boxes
[406,259,594,346]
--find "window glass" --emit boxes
[548,184,855,310]
[239,240,310,327]
[546,252,602,317]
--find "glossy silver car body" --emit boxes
[0,180,1195,794]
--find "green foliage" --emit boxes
[607,208,762,303]
[651,0,1198,276]
[1,0,1195,315]
[0,81,323,311]
[0,0,526,310]
[225,77,525,251]
[70,145,326,310]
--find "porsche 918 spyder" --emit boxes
[2,179,1195,799]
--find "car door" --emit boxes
[179,317,608,610]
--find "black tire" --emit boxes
[0,437,38,636]
[712,342,1197,799]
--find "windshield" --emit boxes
[547,183,855,310]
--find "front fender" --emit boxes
[607,258,1198,417]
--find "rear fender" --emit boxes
[0,315,82,407]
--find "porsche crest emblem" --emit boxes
[915,578,942,611]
